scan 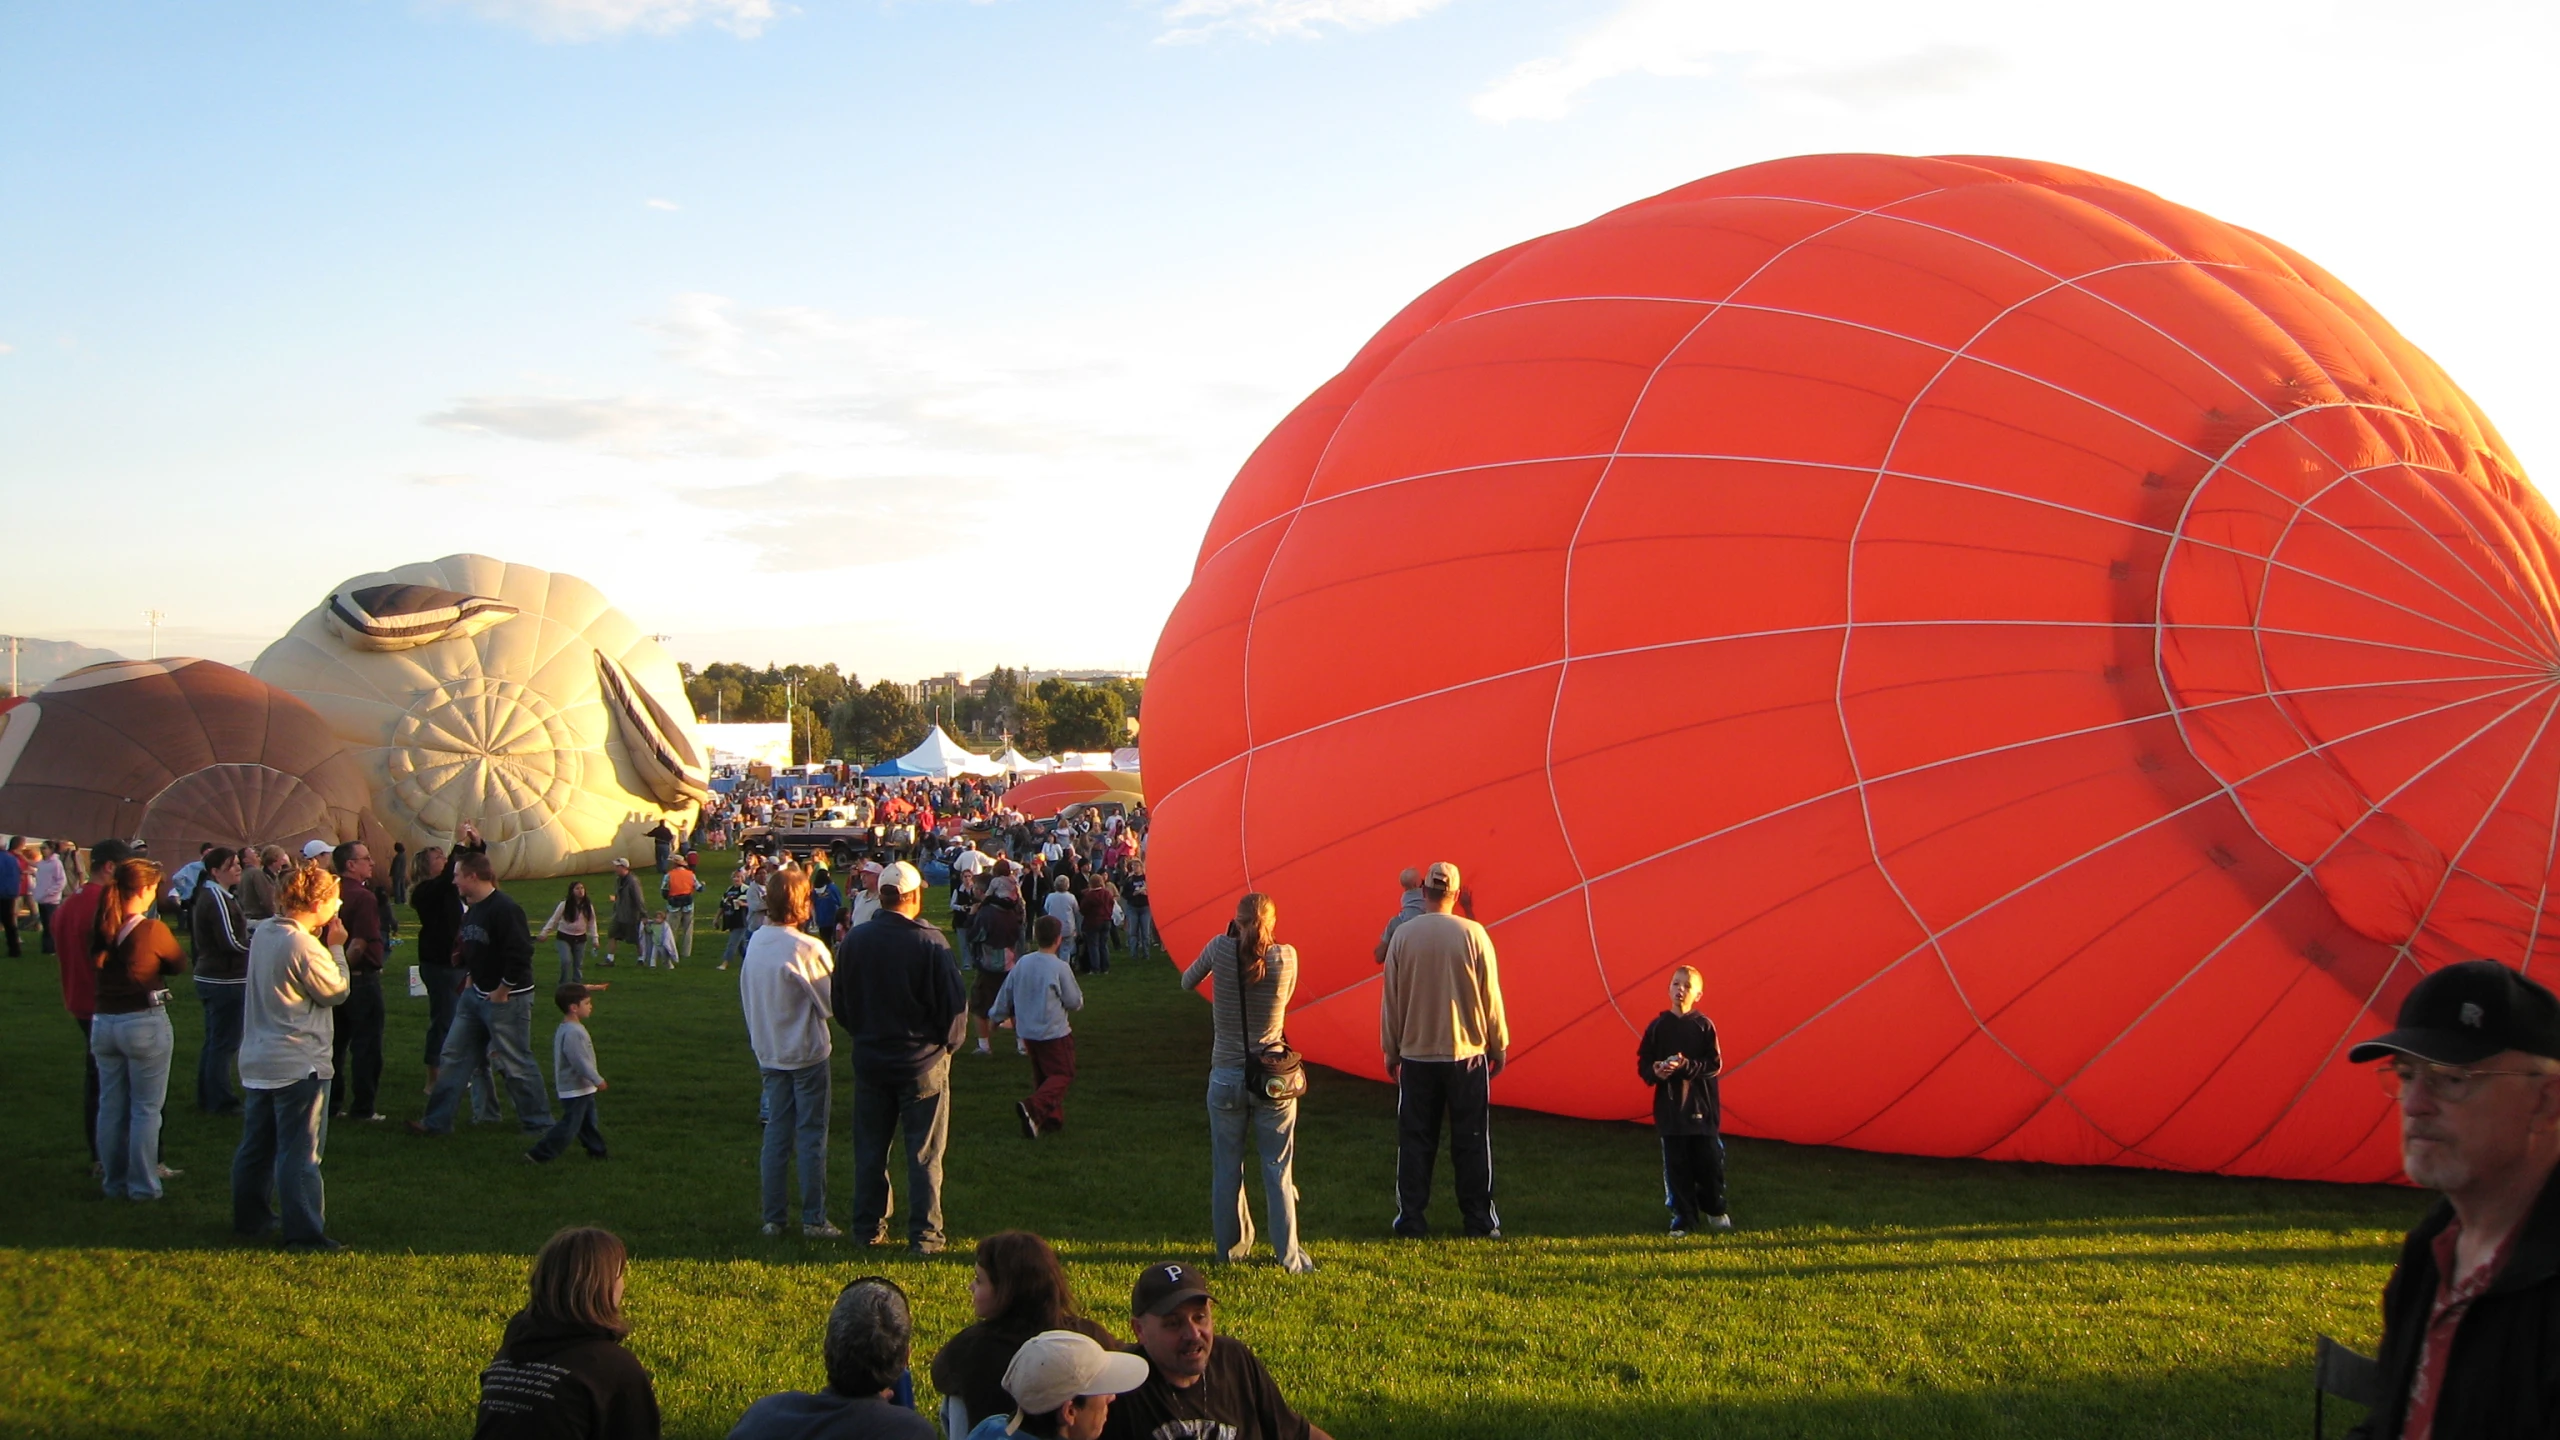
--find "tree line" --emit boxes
[678,663,1143,764]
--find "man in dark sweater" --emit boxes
[329,842,389,1121]
[410,852,553,1136]
[1101,1263,1330,1440]
[1637,965,1728,1235]
[835,860,966,1254]
[2344,960,2560,1439]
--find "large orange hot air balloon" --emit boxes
[1141,153,2553,1183]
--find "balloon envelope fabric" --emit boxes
[254,555,707,879]
[0,659,383,859]
[1140,153,2556,1183]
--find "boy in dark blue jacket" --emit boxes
[1637,965,1728,1235]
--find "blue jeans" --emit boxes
[851,1058,951,1248]
[761,1062,832,1226]
[529,1092,607,1161]
[555,935,587,987]
[421,988,552,1133]
[1126,907,1156,957]
[233,1074,329,1244]
[195,979,245,1113]
[92,1008,175,1200]
[1208,1066,1310,1270]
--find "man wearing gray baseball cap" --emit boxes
[2343,959,2560,1438]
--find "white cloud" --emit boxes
[697,471,1007,572]
[448,0,777,42]
[402,471,486,488]
[0,342,14,355]
[637,292,1175,457]
[645,197,681,210]
[424,394,784,458]
[1156,0,1450,44]
[1473,0,2032,122]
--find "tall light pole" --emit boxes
[5,635,19,698]
[143,610,166,660]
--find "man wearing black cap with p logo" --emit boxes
[2345,958,2560,1439]
[1102,1263,1331,1440]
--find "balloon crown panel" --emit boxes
[1139,153,2553,1183]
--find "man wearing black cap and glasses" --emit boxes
[1101,1263,1331,1440]
[2345,959,2560,1439]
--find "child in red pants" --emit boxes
[990,915,1083,1137]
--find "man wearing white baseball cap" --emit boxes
[965,1330,1148,1440]
[837,858,968,1254]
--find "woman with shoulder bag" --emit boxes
[1181,892,1313,1273]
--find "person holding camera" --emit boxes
[1181,893,1313,1274]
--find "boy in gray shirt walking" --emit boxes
[990,915,1083,1137]
[526,983,610,1163]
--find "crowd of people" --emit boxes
[20,799,2560,1438]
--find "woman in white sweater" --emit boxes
[232,860,350,1251]
[738,868,838,1239]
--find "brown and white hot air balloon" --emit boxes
[0,658,382,857]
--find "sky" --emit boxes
[3,0,2553,683]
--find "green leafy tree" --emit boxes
[826,680,925,762]
[1041,681,1126,752]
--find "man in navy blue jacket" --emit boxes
[835,860,966,1254]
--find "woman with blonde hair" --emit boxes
[89,857,185,1200]
[1181,892,1312,1272]
[231,858,350,1250]
[474,1226,659,1439]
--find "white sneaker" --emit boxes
[976,1040,991,1055]
[1015,1041,1028,1055]
[1705,1213,1734,1231]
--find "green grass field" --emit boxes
[2,854,2420,1437]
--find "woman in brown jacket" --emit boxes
[90,858,185,1200]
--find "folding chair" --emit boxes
[2314,1334,2380,1439]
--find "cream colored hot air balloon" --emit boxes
[252,555,708,878]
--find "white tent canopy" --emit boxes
[893,726,1005,778]
[991,746,1048,773]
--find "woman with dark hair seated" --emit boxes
[930,1231,1118,1437]
[475,1227,660,1440]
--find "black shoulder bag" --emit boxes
[1234,944,1308,1102]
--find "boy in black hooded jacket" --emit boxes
[1637,965,1728,1235]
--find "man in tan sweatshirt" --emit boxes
[1380,860,1508,1238]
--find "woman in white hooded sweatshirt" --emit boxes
[738,867,837,1239]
